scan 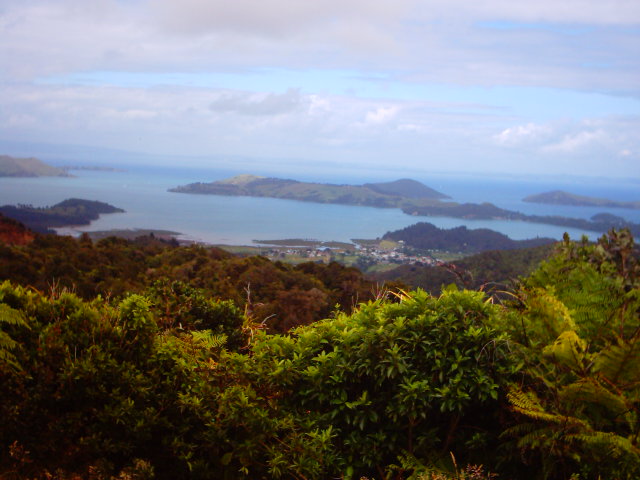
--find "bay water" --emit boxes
[0,166,638,245]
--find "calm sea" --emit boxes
[0,166,638,245]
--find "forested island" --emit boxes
[383,221,554,254]
[171,174,640,236]
[1,213,639,479]
[0,155,69,177]
[524,190,640,209]
[169,174,449,207]
[0,198,124,233]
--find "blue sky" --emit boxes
[1,0,639,178]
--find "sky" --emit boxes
[1,0,639,178]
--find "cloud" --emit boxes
[492,117,640,171]
[423,0,640,25]
[493,123,552,146]
[151,0,410,37]
[150,0,640,39]
[364,106,399,125]
[0,0,639,177]
[209,88,303,116]
[543,129,608,153]
[1,0,638,94]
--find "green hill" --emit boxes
[383,221,555,254]
[364,178,450,199]
[0,155,69,177]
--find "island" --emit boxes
[169,174,449,207]
[0,198,125,234]
[524,190,640,210]
[382,222,555,255]
[0,155,70,177]
[170,174,640,237]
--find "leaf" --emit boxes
[594,337,640,387]
[543,330,587,372]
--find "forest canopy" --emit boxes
[0,225,639,479]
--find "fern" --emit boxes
[542,330,588,373]
[508,387,588,428]
[566,431,640,459]
[594,336,640,387]
[191,330,227,351]
[560,379,634,429]
[0,303,29,370]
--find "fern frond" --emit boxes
[566,431,640,459]
[594,337,640,387]
[543,330,587,373]
[507,387,588,428]
[0,303,29,327]
[560,378,633,428]
[191,330,227,351]
[0,303,29,371]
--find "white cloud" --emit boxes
[491,117,640,176]
[1,0,638,93]
[543,129,608,153]
[152,0,410,37]
[364,106,398,125]
[209,89,304,116]
[0,0,639,177]
[493,123,552,146]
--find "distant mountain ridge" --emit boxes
[524,190,640,210]
[0,155,69,177]
[169,174,449,208]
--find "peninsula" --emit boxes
[523,190,640,210]
[0,155,70,177]
[0,198,124,233]
[169,174,449,208]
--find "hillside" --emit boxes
[169,174,449,207]
[524,190,640,209]
[383,221,555,254]
[0,198,124,233]
[363,178,450,199]
[370,243,556,294]
[0,154,69,177]
[0,214,36,245]
[0,227,638,479]
[0,231,379,333]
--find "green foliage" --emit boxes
[145,280,246,350]
[1,227,639,480]
[0,283,226,479]
[0,299,29,370]
[0,233,379,332]
[501,229,640,479]
[371,243,555,296]
[247,288,516,477]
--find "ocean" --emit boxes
[1,166,638,245]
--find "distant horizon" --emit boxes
[2,139,640,186]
